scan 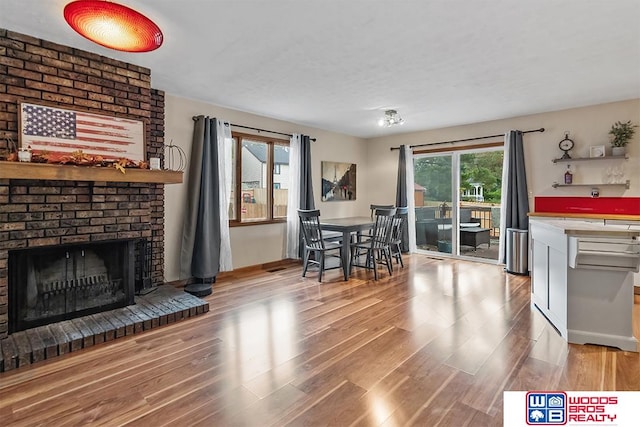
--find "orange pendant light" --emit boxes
[64,0,163,52]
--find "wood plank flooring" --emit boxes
[1,254,639,426]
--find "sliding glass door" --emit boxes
[414,154,453,253]
[413,147,503,261]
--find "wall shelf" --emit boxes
[552,181,630,189]
[552,154,628,163]
[0,161,183,184]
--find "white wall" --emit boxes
[366,99,640,208]
[164,94,368,281]
[164,96,638,281]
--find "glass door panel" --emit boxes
[458,150,503,261]
[413,154,453,254]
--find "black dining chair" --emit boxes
[356,205,395,241]
[370,204,395,219]
[351,207,396,280]
[390,206,408,268]
[353,203,394,255]
[298,209,342,282]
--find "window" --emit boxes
[230,132,289,225]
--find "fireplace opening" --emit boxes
[8,239,135,334]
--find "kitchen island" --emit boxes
[530,219,640,352]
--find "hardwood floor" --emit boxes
[1,254,639,426]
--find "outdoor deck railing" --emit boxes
[416,204,500,237]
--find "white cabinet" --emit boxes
[530,219,640,352]
[530,222,567,337]
[531,239,548,311]
[604,219,640,291]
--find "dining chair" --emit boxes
[355,203,394,253]
[348,204,394,261]
[298,209,342,282]
[351,207,396,280]
[390,206,408,268]
[370,204,395,219]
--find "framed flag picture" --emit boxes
[19,102,145,162]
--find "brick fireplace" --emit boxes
[0,177,166,340]
[0,29,167,340]
[0,30,211,373]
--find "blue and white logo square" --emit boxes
[526,392,566,425]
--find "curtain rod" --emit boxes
[192,116,316,141]
[389,127,545,151]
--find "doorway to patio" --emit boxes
[413,147,503,262]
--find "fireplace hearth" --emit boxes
[9,240,135,334]
[0,285,210,372]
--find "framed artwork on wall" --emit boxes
[590,145,605,158]
[321,161,356,201]
[18,102,145,162]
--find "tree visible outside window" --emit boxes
[460,152,502,203]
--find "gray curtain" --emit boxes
[297,134,315,258]
[299,135,315,210]
[181,116,221,296]
[500,130,529,263]
[395,145,409,251]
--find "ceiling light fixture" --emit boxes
[64,0,163,52]
[378,109,405,127]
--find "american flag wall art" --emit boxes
[19,102,145,162]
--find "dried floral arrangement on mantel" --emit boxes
[2,143,148,174]
[32,149,147,172]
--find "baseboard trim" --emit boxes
[165,259,302,288]
[220,258,300,277]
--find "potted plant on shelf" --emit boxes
[609,120,637,156]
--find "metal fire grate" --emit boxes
[135,239,155,295]
[8,239,135,334]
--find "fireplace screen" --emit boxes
[9,240,134,333]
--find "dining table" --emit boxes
[320,216,374,280]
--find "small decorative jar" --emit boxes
[18,148,32,162]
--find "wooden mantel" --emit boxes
[0,161,183,184]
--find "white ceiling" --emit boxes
[1,0,639,138]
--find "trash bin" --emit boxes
[506,228,528,275]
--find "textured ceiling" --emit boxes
[1,0,639,138]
